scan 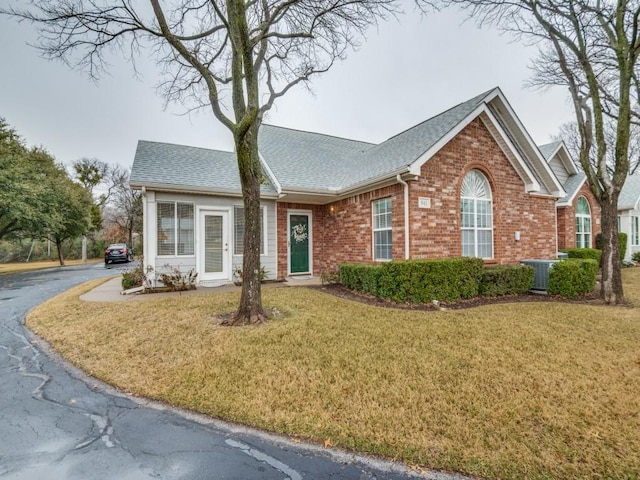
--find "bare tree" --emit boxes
[553,121,640,176]
[104,167,143,247]
[3,0,397,323]
[431,0,640,304]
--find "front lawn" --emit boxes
[27,269,640,479]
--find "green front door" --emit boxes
[289,214,310,274]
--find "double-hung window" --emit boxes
[575,197,592,248]
[460,170,493,259]
[372,198,392,261]
[234,205,266,255]
[157,202,194,256]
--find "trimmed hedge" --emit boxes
[559,247,601,262]
[339,263,382,296]
[479,265,535,297]
[340,258,484,303]
[547,259,598,299]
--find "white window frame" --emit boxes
[632,216,640,246]
[460,170,494,259]
[372,197,392,261]
[156,201,195,257]
[575,196,592,248]
[233,205,267,256]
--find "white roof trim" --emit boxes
[479,109,540,193]
[129,181,279,199]
[258,151,282,194]
[408,102,542,193]
[489,89,566,196]
[556,176,587,207]
[408,103,487,176]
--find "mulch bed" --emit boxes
[313,283,603,311]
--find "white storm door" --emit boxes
[199,211,230,281]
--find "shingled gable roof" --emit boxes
[258,87,565,198]
[619,174,640,210]
[538,140,584,207]
[130,140,278,197]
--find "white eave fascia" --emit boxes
[258,152,282,194]
[407,103,488,177]
[406,99,543,193]
[556,176,586,207]
[489,89,566,196]
[127,181,280,199]
[277,168,414,203]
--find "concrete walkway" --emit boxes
[80,275,323,302]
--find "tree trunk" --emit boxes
[599,193,624,304]
[224,123,265,325]
[55,238,65,266]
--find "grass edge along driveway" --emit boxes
[26,270,640,480]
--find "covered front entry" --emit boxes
[288,211,312,275]
[198,210,230,282]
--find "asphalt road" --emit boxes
[0,263,467,480]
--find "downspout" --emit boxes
[554,202,559,258]
[396,175,410,260]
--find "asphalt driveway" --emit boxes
[0,263,462,480]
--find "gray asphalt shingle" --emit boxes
[258,89,494,192]
[619,174,640,210]
[130,140,277,195]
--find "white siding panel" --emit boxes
[549,157,569,185]
[149,191,277,281]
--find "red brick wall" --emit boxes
[407,118,558,263]
[557,182,602,249]
[276,185,405,279]
[276,117,562,277]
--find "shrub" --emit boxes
[375,257,484,303]
[547,259,598,298]
[595,232,627,263]
[479,265,535,297]
[158,265,198,291]
[633,251,640,262]
[122,262,145,290]
[339,263,382,296]
[559,247,601,262]
[619,232,628,262]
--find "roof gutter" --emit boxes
[396,174,410,260]
[128,181,280,199]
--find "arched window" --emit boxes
[461,170,493,259]
[576,196,592,248]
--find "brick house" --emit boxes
[538,141,602,250]
[618,174,640,261]
[131,87,576,285]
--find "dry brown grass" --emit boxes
[27,269,640,480]
[0,259,102,274]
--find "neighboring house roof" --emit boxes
[538,141,563,160]
[619,174,640,211]
[557,172,587,207]
[130,140,278,197]
[538,140,584,207]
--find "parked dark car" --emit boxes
[104,243,134,265]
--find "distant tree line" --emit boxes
[0,117,141,265]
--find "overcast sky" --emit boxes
[0,4,575,170]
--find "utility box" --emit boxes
[520,259,560,292]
